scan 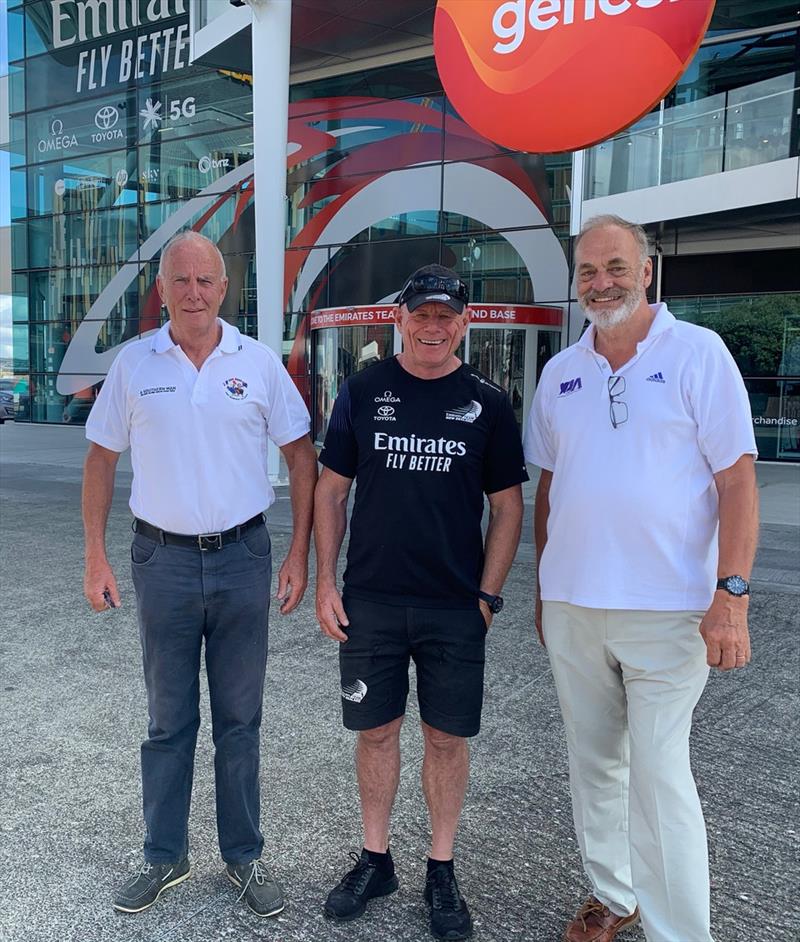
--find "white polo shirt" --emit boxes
[86,319,310,534]
[524,304,757,611]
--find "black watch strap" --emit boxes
[478,591,504,614]
[716,575,750,597]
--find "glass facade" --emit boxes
[586,27,800,198]
[667,294,800,462]
[2,1,798,462]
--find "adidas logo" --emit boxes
[646,372,665,384]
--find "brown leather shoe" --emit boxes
[564,897,640,942]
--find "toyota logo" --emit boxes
[377,406,395,417]
[95,106,119,131]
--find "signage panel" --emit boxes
[310,304,563,329]
[22,2,193,111]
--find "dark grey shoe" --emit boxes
[226,859,285,917]
[324,849,399,922]
[424,862,473,940]
[113,858,191,913]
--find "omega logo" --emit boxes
[38,116,78,154]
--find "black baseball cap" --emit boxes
[396,264,469,315]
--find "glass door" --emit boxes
[313,325,394,443]
[467,327,526,428]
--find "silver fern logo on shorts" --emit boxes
[341,679,368,703]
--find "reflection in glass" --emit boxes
[313,325,394,441]
[669,294,800,462]
[139,128,254,205]
[27,207,139,269]
[27,151,138,216]
[468,327,526,428]
[585,64,798,198]
[442,228,536,304]
[725,73,795,171]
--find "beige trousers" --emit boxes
[543,601,713,942]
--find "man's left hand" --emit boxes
[276,548,308,614]
[479,599,493,631]
[699,594,751,670]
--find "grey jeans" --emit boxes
[130,521,271,865]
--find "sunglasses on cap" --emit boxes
[397,274,470,307]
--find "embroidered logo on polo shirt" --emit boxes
[374,390,401,403]
[646,372,666,384]
[558,377,582,397]
[139,385,176,397]
[223,377,248,400]
[342,679,368,703]
[445,400,482,423]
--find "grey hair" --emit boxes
[158,230,226,278]
[575,214,650,264]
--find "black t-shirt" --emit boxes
[319,357,529,608]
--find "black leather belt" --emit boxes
[132,513,266,551]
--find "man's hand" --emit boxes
[316,580,349,642]
[479,599,493,631]
[276,547,308,614]
[699,594,751,670]
[534,595,545,647]
[84,557,121,612]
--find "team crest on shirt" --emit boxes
[223,377,249,400]
[445,400,482,423]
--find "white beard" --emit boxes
[580,285,643,330]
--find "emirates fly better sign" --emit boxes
[433,0,716,153]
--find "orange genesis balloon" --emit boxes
[434,0,716,153]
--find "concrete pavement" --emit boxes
[0,422,797,942]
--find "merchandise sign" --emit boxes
[433,0,716,153]
[309,304,562,329]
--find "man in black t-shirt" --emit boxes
[315,264,528,941]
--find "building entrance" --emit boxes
[310,304,564,442]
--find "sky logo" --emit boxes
[558,377,582,396]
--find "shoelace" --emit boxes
[140,862,153,876]
[578,898,610,932]
[430,869,462,912]
[235,859,270,902]
[340,852,375,895]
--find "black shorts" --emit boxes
[339,595,488,738]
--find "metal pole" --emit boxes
[251,0,292,482]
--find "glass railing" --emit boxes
[585,73,797,198]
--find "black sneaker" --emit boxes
[424,862,473,940]
[112,858,191,913]
[324,849,399,921]
[226,859,285,917]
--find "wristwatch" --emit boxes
[478,591,504,614]
[716,575,750,597]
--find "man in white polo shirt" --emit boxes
[82,230,317,918]
[524,215,758,942]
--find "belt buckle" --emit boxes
[198,532,223,551]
